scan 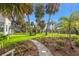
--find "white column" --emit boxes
[4,18,11,35]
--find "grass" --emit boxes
[0,33,79,48]
[47,33,79,39]
[0,33,45,48]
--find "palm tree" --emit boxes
[35,3,44,33]
[19,17,26,32]
[58,17,69,34]
[58,12,79,49]
[58,11,79,34]
[0,3,33,34]
[45,3,60,35]
[30,22,37,35]
[70,11,79,34]
[25,21,29,33]
[38,20,45,33]
[25,4,33,36]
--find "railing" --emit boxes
[1,49,15,56]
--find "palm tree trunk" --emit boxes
[27,15,32,36]
[68,18,74,49]
[65,19,74,51]
[65,4,74,50]
[11,13,16,33]
[68,4,74,49]
[45,14,51,35]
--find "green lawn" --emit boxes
[0,33,79,48]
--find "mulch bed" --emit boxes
[15,40,39,56]
[1,37,79,56]
[0,44,15,56]
[0,40,39,56]
[37,37,79,56]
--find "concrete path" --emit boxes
[30,40,52,56]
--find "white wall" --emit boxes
[4,18,11,35]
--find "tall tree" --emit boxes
[66,9,79,49]
[58,12,79,50]
[30,22,37,35]
[45,3,60,35]
[38,20,45,33]
[0,3,33,34]
[25,4,33,36]
[58,17,69,34]
[35,3,44,33]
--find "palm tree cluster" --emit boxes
[54,11,79,49]
[0,3,79,50]
[0,3,33,33]
[56,11,79,34]
[45,3,60,35]
[35,4,45,33]
[0,3,60,35]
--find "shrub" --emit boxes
[0,33,4,41]
[0,33,8,41]
[54,39,64,50]
[73,39,79,47]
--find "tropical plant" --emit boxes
[25,4,33,36]
[45,3,60,35]
[20,18,27,32]
[57,17,69,34]
[57,11,79,34]
[35,3,45,33]
[0,33,8,41]
[73,39,79,47]
[38,20,45,33]
[0,3,33,34]
[30,22,36,35]
[57,11,79,49]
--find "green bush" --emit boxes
[73,40,79,47]
[0,33,8,41]
[0,33,4,41]
[54,39,64,50]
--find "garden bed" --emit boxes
[0,40,39,56]
[36,37,79,56]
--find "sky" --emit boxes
[24,3,79,23]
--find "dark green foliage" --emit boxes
[0,33,8,41]
[55,39,64,50]
[73,40,79,47]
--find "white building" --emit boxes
[0,14,12,35]
[43,20,53,32]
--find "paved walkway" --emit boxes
[30,40,52,56]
